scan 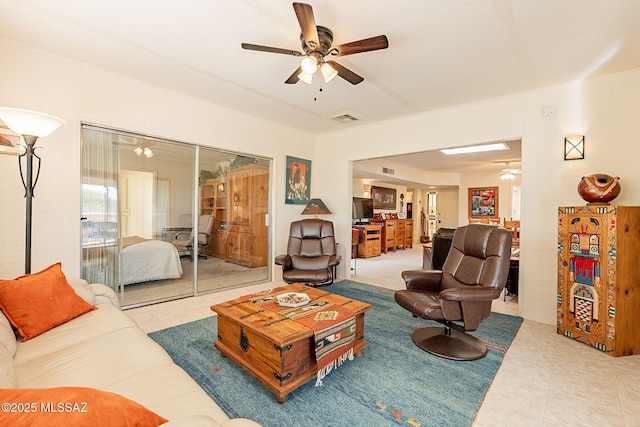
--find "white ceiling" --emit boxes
[354,139,522,189]
[1,1,639,184]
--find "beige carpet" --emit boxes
[121,256,268,307]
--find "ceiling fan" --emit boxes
[241,2,389,85]
[499,162,522,180]
[114,136,174,159]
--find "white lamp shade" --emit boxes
[0,107,66,138]
[134,146,143,156]
[143,147,154,158]
[297,71,314,85]
[300,56,318,74]
[321,62,338,83]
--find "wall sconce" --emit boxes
[363,184,371,195]
[0,107,67,274]
[564,135,585,160]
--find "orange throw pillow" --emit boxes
[0,263,96,341]
[0,387,168,426]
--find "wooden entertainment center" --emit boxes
[353,224,382,258]
[352,219,414,258]
[369,218,414,253]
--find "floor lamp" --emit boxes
[0,107,67,274]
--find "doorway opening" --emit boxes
[349,140,521,315]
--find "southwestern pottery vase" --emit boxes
[577,174,621,205]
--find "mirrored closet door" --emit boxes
[196,149,270,294]
[81,125,271,308]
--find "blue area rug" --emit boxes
[150,280,522,427]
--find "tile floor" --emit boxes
[128,246,640,426]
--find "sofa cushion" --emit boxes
[106,363,231,422]
[0,347,14,387]
[14,322,173,388]
[13,303,136,363]
[67,277,96,305]
[0,309,16,356]
[0,263,96,341]
[0,310,16,387]
[0,387,167,426]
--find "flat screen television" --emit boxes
[352,197,374,220]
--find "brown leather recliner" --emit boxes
[395,224,512,360]
[275,219,342,286]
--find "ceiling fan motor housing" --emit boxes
[301,26,334,56]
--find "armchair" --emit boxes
[275,219,341,286]
[395,224,512,360]
[172,214,215,261]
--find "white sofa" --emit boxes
[0,278,261,427]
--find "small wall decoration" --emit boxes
[372,186,396,209]
[0,127,22,156]
[285,156,311,204]
[468,186,499,218]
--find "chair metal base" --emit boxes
[411,326,487,361]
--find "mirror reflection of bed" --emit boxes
[121,236,183,285]
[120,235,267,306]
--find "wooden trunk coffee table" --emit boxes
[211,283,371,403]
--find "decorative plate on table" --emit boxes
[276,292,311,307]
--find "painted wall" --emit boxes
[316,69,640,325]
[0,41,314,280]
[458,171,522,225]
[3,39,640,326]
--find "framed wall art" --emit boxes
[0,127,22,156]
[372,186,396,209]
[468,186,499,218]
[285,156,311,204]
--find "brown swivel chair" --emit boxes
[275,218,341,286]
[395,224,512,360]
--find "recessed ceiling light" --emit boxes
[440,143,509,155]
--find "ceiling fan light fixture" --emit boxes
[134,146,143,156]
[143,147,154,158]
[320,62,338,82]
[297,70,314,85]
[300,56,318,74]
[500,171,516,180]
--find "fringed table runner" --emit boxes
[244,287,357,386]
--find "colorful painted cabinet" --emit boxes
[557,205,640,356]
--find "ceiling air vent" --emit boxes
[382,167,394,175]
[329,113,360,124]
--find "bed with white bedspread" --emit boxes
[121,237,183,285]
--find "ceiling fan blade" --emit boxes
[327,60,364,85]
[285,67,302,84]
[241,43,302,56]
[293,2,319,49]
[333,35,389,57]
